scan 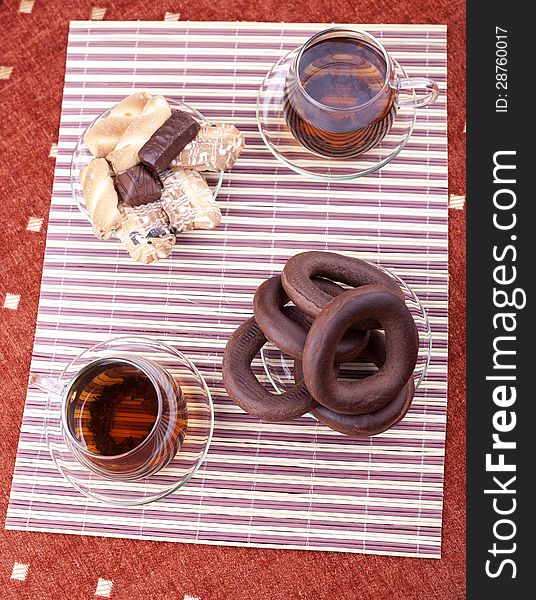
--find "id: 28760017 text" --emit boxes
[495,27,508,113]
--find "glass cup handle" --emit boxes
[30,373,66,396]
[397,77,439,108]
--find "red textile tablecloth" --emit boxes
[0,1,465,598]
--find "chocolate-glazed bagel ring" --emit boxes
[222,317,317,421]
[302,285,418,415]
[281,251,404,324]
[294,332,415,436]
[253,276,369,362]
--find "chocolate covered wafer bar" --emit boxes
[114,164,162,207]
[170,123,245,172]
[139,110,201,173]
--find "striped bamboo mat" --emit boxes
[6,21,448,558]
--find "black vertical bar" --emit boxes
[466,1,530,597]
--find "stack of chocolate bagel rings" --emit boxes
[222,251,420,436]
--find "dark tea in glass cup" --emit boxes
[283,27,439,158]
[30,336,216,503]
[33,337,212,505]
[61,356,187,480]
[33,354,187,481]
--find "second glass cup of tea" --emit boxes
[31,336,213,504]
[257,27,440,178]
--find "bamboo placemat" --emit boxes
[6,21,448,558]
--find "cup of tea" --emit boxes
[282,27,439,159]
[31,337,212,490]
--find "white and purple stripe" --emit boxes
[6,21,448,558]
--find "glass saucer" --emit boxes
[70,98,224,233]
[256,50,417,181]
[44,336,214,506]
[261,265,431,395]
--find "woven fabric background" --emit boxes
[0,1,465,599]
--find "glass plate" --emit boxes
[70,98,225,233]
[257,50,417,181]
[261,265,432,396]
[44,336,214,506]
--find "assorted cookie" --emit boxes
[171,122,246,172]
[222,251,419,437]
[80,92,245,263]
[115,165,163,207]
[79,158,122,239]
[83,92,152,158]
[140,109,200,172]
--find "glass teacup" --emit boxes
[33,354,186,481]
[283,27,439,158]
[31,337,213,499]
